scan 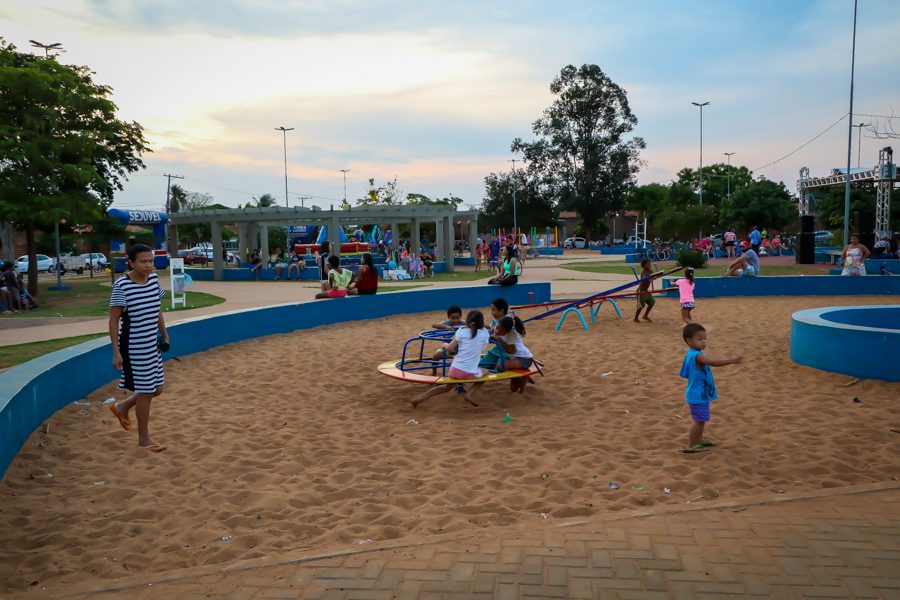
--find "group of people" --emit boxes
[414,298,535,408]
[717,226,787,259]
[313,241,379,299]
[1,261,39,313]
[476,236,522,286]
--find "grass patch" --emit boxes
[7,277,225,318]
[562,264,829,277]
[0,333,106,370]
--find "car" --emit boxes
[625,236,651,247]
[190,247,236,263]
[16,254,55,273]
[814,230,835,244]
[563,236,587,249]
[177,249,206,265]
[79,253,108,269]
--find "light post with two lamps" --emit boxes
[340,169,350,205]
[691,101,710,243]
[30,39,68,291]
[274,126,293,207]
[723,152,735,201]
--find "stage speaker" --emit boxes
[856,212,876,248]
[796,232,815,264]
[800,215,815,234]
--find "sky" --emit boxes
[3,0,899,213]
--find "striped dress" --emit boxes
[110,272,166,393]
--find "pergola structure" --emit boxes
[168,204,479,281]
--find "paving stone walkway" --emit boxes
[52,485,900,600]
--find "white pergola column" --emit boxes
[469,218,478,261]
[328,218,341,257]
[211,221,224,281]
[434,218,444,261]
[260,225,270,266]
[443,216,454,272]
[237,223,248,264]
[410,218,420,254]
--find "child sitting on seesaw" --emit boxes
[413,310,489,408]
[679,323,743,454]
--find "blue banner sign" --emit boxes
[107,208,168,225]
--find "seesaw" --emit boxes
[513,266,684,332]
[376,328,541,385]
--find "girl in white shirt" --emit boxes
[413,310,489,408]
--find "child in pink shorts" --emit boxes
[413,310,489,408]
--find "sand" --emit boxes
[1,295,898,593]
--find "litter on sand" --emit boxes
[631,485,644,491]
[539,513,548,519]
[852,397,863,404]
[663,487,672,494]
[600,371,614,377]
[357,539,374,545]
[842,378,860,387]
[406,419,419,425]
[608,482,619,490]
[73,401,91,407]
[102,398,116,405]
[219,535,232,542]
[502,413,513,423]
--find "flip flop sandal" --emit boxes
[682,444,706,454]
[140,444,167,453]
[108,404,131,431]
[699,439,717,447]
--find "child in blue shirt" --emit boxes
[679,323,743,453]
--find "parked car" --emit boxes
[814,230,835,245]
[16,254,55,273]
[79,253,108,270]
[177,249,206,265]
[190,247,236,263]
[563,236,587,249]
[625,236,651,247]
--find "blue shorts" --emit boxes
[738,265,758,277]
[689,403,710,422]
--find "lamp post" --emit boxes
[507,158,524,241]
[724,152,735,201]
[691,101,710,241]
[340,169,350,204]
[275,126,294,207]
[842,0,858,247]
[30,40,68,291]
[852,123,868,169]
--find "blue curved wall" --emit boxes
[662,275,900,297]
[790,305,900,382]
[0,283,551,479]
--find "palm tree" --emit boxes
[169,184,187,213]
[253,193,278,208]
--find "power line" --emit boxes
[854,112,900,120]
[754,113,848,172]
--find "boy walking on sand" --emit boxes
[679,323,743,453]
[633,259,655,322]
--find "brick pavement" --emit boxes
[45,485,900,600]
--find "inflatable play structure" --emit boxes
[377,328,541,385]
[106,208,170,270]
[790,305,900,382]
[292,225,369,254]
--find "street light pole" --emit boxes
[340,169,350,204]
[852,123,868,169]
[842,0,858,247]
[724,152,735,201]
[275,126,294,207]
[30,40,68,291]
[691,101,710,241]
[507,158,524,242]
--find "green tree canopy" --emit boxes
[512,64,645,239]
[719,178,797,233]
[675,163,754,217]
[0,39,149,293]
[479,169,557,230]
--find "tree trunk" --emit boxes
[26,222,38,298]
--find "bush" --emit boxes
[675,249,708,269]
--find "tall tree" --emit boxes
[406,193,464,208]
[0,39,149,295]
[480,170,557,230]
[719,178,797,233]
[675,163,754,224]
[357,177,403,206]
[512,64,645,239]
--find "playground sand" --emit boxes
[2,295,898,592]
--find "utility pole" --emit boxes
[164,173,184,256]
[296,195,311,208]
[842,0,858,247]
[852,123,868,168]
[340,169,350,204]
[691,101,710,241]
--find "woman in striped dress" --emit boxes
[108,244,169,452]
